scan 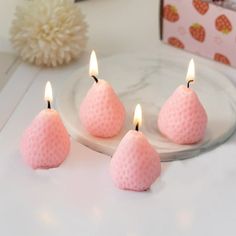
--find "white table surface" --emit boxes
[1,0,236,235]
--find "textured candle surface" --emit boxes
[158,85,208,145]
[21,109,70,169]
[110,130,161,192]
[79,79,125,138]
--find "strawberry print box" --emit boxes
[160,0,236,66]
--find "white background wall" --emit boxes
[80,0,161,55]
[0,0,161,54]
[0,0,24,42]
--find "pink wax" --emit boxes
[79,79,125,138]
[158,85,208,145]
[20,109,70,169]
[110,130,161,192]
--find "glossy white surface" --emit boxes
[0,45,235,236]
[57,50,236,161]
[1,0,236,235]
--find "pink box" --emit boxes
[160,0,236,67]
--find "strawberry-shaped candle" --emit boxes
[158,59,208,145]
[20,81,70,169]
[79,51,125,138]
[110,104,161,192]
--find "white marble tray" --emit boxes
[56,52,236,161]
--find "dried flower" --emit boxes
[10,0,88,67]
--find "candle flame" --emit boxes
[89,50,98,77]
[44,81,53,103]
[133,104,142,129]
[186,58,195,83]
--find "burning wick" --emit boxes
[47,101,51,109]
[135,123,139,132]
[45,81,53,110]
[92,75,98,83]
[187,80,194,89]
[90,50,99,83]
[186,58,195,89]
[133,104,142,132]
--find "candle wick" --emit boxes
[92,75,98,83]
[135,123,139,132]
[47,100,51,109]
[187,80,194,88]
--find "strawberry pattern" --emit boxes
[193,0,209,15]
[168,37,185,49]
[214,53,231,65]
[189,23,206,42]
[164,4,179,22]
[215,15,232,34]
[162,0,235,67]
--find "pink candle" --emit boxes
[158,59,208,145]
[110,104,161,192]
[20,82,70,169]
[79,51,125,138]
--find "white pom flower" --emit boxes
[10,0,88,67]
